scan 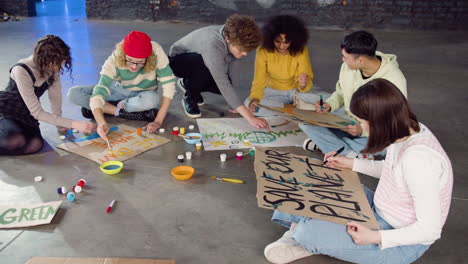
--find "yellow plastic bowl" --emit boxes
[171,165,195,181]
[100,161,124,175]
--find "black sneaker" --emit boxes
[119,108,158,122]
[177,78,204,106]
[182,96,202,118]
[81,107,94,119]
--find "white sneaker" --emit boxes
[345,150,374,160]
[302,139,320,152]
[264,230,312,264]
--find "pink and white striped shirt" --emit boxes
[353,124,453,249]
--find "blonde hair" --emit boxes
[114,41,156,73]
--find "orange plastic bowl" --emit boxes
[171,165,195,181]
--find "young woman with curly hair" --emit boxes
[0,35,95,156]
[246,15,315,116]
[264,79,452,264]
[169,14,269,129]
[67,31,177,140]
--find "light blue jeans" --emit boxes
[244,87,319,117]
[67,83,161,112]
[298,124,374,156]
[271,186,430,264]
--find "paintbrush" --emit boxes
[210,176,245,184]
[178,134,201,140]
[106,139,114,154]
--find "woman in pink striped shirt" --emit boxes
[264,78,453,264]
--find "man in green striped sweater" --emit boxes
[68,31,176,139]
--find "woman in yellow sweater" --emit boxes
[246,15,315,116]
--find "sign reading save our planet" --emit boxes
[0,201,62,228]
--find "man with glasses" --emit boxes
[68,31,176,138]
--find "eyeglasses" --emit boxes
[125,59,146,67]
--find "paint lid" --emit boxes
[34,176,43,182]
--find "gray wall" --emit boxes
[85,0,468,30]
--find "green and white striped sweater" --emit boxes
[90,41,176,110]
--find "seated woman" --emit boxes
[264,78,453,264]
[0,35,95,156]
[246,15,316,116]
[68,31,176,139]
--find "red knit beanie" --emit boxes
[122,31,152,59]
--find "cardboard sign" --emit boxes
[254,147,379,229]
[57,124,170,164]
[197,117,305,151]
[259,104,354,129]
[0,201,62,229]
[26,257,175,264]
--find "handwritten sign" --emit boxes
[254,147,379,229]
[197,117,305,151]
[259,104,354,129]
[57,124,170,164]
[0,201,62,229]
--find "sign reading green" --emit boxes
[0,201,62,228]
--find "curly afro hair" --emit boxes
[261,15,308,56]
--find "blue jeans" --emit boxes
[67,83,161,112]
[244,87,319,117]
[271,186,430,264]
[299,124,383,156]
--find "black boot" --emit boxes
[118,109,158,122]
[81,107,94,119]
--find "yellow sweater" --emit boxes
[249,47,314,100]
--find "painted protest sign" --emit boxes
[57,124,170,164]
[0,201,62,229]
[197,117,305,151]
[254,147,379,229]
[259,104,354,129]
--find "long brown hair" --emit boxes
[33,35,72,85]
[350,78,420,153]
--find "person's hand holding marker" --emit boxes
[341,121,362,136]
[323,147,354,169]
[314,100,331,113]
[248,98,260,113]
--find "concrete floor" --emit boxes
[1,1,468,263]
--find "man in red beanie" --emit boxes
[68,31,177,140]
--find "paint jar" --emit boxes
[67,192,75,202]
[77,179,86,187]
[243,139,250,146]
[172,126,179,136]
[159,128,165,133]
[220,153,227,162]
[188,125,195,130]
[67,129,73,137]
[73,185,82,193]
[249,147,256,156]
[177,155,184,163]
[195,142,202,150]
[180,127,185,135]
[236,152,243,160]
[136,128,142,135]
[57,186,67,195]
[185,151,192,160]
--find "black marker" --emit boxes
[319,95,324,111]
[322,146,345,165]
